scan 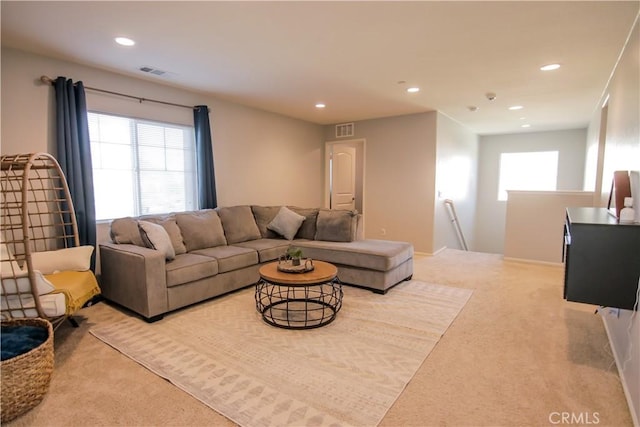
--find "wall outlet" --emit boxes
[607,307,620,318]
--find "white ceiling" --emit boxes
[2,1,638,135]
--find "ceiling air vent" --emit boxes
[139,66,167,76]
[336,123,354,138]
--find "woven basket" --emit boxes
[1,318,54,423]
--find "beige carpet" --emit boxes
[6,250,633,426]
[90,281,472,427]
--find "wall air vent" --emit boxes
[336,123,354,138]
[139,66,167,76]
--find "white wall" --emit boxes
[503,190,594,264]
[321,111,479,255]
[1,47,325,209]
[589,18,639,426]
[598,27,640,207]
[1,47,326,275]
[475,129,588,254]
[583,105,606,198]
[433,113,478,252]
[324,112,438,254]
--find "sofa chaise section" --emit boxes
[294,239,414,293]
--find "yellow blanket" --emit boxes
[45,271,101,315]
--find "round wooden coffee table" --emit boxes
[255,260,343,329]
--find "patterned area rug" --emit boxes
[90,281,472,427]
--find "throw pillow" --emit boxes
[176,210,227,251]
[267,206,306,240]
[138,221,176,260]
[110,217,145,246]
[0,243,55,296]
[289,207,319,240]
[251,206,281,238]
[0,242,23,277]
[217,205,262,244]
[33,271,56,295]
[314,209,357,242]
[0,271,56,297]
[30,246,95,275]
[143,216,187,255]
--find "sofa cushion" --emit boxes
[0,270,56,297]
[251,206,281,238]
[294,239,413,272]
[314,209,358,242]
[111,215,186,256]
[1,243,57,297]
[139,221,176,260]
[142,216,186,255]
[176,210,227,251]
[110,217,145,247]
[0,242,22,276]
[289,207,319,240]
[31,246,94,274]
[267,207,306,240]
[191,246,258,273]
[165,253,219,288]
[234,239,291,263]
[2,291,66,318]
[217,205,262,244]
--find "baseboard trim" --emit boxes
[413,251,431,257]
[429,246,447,257]
[412,247,446,257]
[503,256,564,268]
[600,314,640,427]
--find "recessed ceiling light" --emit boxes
[115,37,135,46]
[508,105,524,110]
[315,103,326,109]
[540,63,561,71]
[521,124,531,128]
[406,87,420,93]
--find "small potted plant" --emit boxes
[286,246,304,266]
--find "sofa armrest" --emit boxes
[99,242,168,320]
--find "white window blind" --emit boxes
[88,112,197,220]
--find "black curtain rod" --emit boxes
[40,75,200,111]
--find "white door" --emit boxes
[331,146,356,210]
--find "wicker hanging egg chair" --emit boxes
[1,152,101,328]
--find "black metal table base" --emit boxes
[255,278,343,329]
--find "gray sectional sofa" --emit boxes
[99,205,414,321]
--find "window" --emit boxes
[88,112,197,220]
[498,151,559,201]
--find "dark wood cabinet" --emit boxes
[564,207,639,310]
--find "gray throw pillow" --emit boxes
[217,205,262,244]
[289,207,319,240]
[143,216,187,255]
[110,217,145,247]
[314,209,357,242]
[251,206,281,238]
[176,210,227,251]
[267,207,306,240]
[138,220,176,260]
